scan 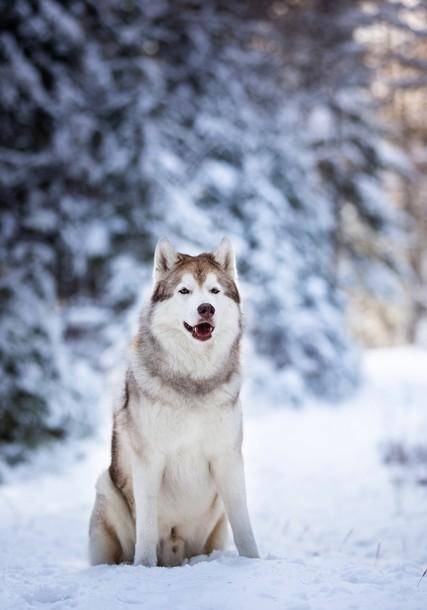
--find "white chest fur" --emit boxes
[127,389,243,556]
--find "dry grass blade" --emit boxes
[375,542,381,565]
[417,567,427,587]
[341,528,354,546]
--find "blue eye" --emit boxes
[210,288,220,294]
[179,287,190,294]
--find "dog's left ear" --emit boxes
[213,236,237,279]
[154,237,178,281]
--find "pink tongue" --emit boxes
[196,324,210,336]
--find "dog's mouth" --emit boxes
[183,321,215,341]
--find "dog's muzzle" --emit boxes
[183,321,215,341]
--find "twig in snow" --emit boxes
[417,567,427,587]
[375,542,381,564]
[341,528,354,547]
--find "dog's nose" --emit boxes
[198,303,215,318]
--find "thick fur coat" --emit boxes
[89,237,259,567]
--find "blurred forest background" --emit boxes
[0,0,426,461]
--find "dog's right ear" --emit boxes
[153,238,178,281]
[213,236,237,280]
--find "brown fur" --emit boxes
[109,372,134,505]
[109,415,134,519]
[151,252,240,304]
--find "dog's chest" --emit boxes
[160,442,214,513]
[132,397,238,527]
[134,394,239,457]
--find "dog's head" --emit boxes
[148,237,241,358]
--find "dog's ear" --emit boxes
[153,237,178,281]
[213,236,237,279]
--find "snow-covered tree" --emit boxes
[0,0,409,455]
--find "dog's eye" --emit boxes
[210,288,220,294]
[178,287,190,295]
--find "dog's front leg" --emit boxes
[132,454,164,567]
[211,452,259,558]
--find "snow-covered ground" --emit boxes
[1,347,427,610]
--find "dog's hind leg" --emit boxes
[204,513,229,554]
[89,470,135,565]
[89,511,122,565]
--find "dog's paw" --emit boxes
[134,549,157,567]
[245,551,260,559]
[238,542,260,559]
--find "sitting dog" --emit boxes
[89,237,259,566]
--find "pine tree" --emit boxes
[0,0,411,455]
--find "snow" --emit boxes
[1,347,427,610]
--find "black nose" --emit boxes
[198,303,215,318]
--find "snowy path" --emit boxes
[1,348,427,610]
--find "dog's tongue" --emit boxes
[194,322,213,340]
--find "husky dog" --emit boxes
[89,237,259,567]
